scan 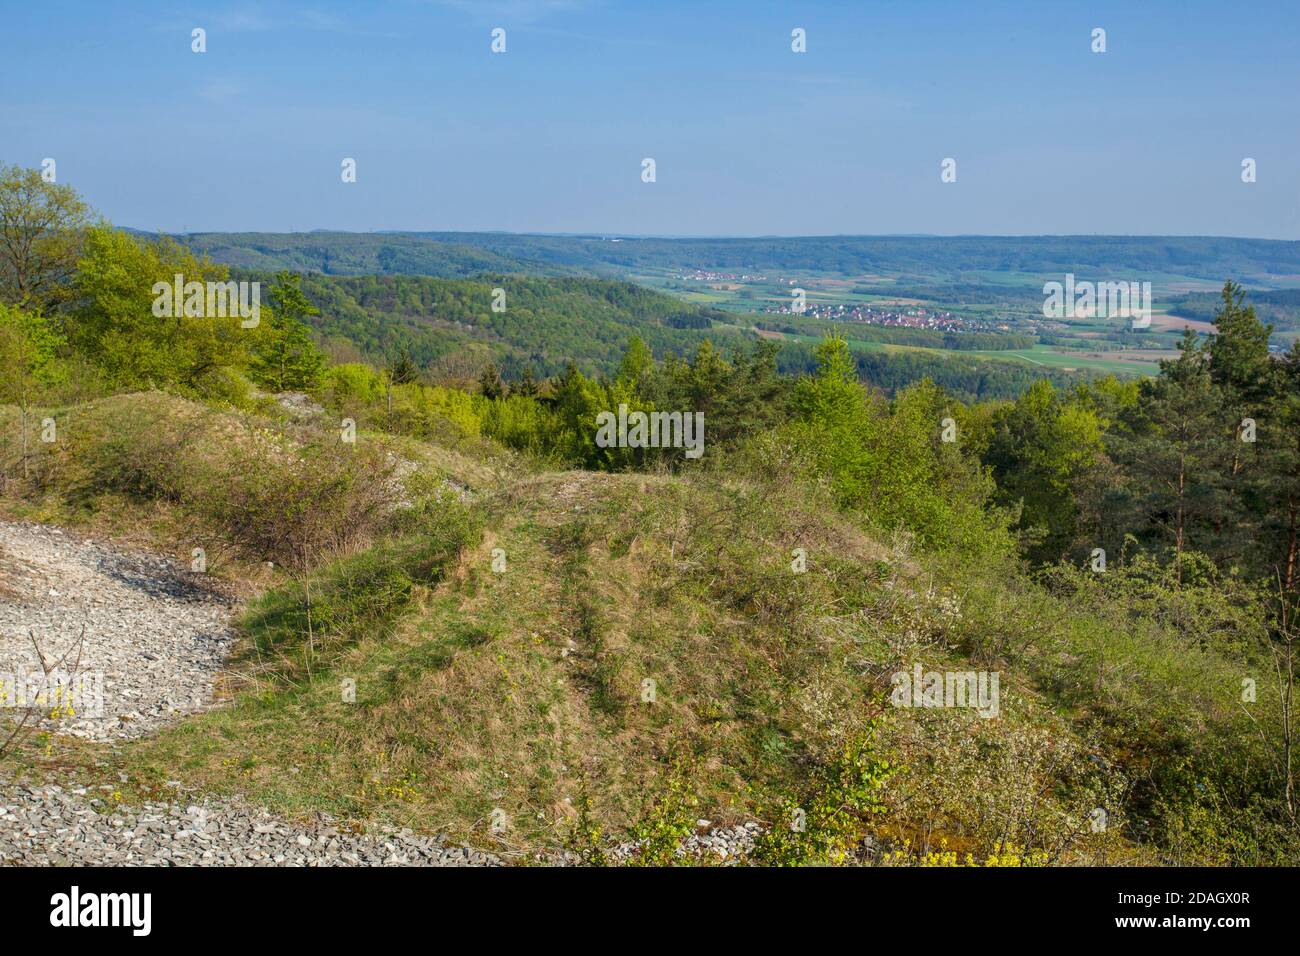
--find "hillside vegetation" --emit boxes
[2,169,1298,865]
[2,388,1288,864]
[275,272,739,382]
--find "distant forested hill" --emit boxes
[402,233,1300,280]
[1169,288,1300,331]
[177,231,1300,283]
[252,271,1102,400]
[264,272,741,380]
[175,232,571,277]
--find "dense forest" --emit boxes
[159,229,568,278]
[256,271,740,382]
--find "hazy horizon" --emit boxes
[6,0,1299,239]
[137,228,1300,242]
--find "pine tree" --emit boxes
[1109,332,1238,578]
[1260,343,1300,594]
[1208,280,1276,482]
[514,365,539,398]
[388,350,420,385]
[616,336,654,394]
[252,271,325,392]
[1209,280,1275,412]
[478,361,504,400]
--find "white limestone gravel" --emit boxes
[0,784,500,867]
[0,521,236,741]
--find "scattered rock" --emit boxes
[0,784,499,867]
[0,521,236,741]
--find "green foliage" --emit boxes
[788,336,1014,559]
[249,271,325,392]
[0,163,92,312]
[387,349,420,385]
[985,379,1105,562]
[512,365,539,397]
[0,302,67,403]
[752,723,894,866]
[70,227,250,394]
[616,335,654,392]
[1208,281,1273,408]
[561,786,611,866]
[1041,548,1266,659]
[234,271,737,382]
[624,759,703,867]
[319,362,385,411]
[477,362,504,400]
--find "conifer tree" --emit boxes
[388,349,420,385]
[253,271,325,392]
[1109,332,1238,578]
[478,361,504,400]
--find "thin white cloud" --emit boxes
[201,4,401,38]
[198,78,247,103]
[431,0,594,27]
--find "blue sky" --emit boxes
[3,0,1298,237]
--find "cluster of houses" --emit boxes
[765,301,992,333]
[672,269,770,283]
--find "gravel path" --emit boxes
[0,521,235,741]
[0,783,761,866]
[0,784,500,866]
[0,522,503,867]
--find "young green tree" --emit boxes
[478,361,504,400]
[251,271,325,392]
[616,335,654,394]
[792,335,862,428]
[685,340,730,417]
[513,365,540,398]
[387,349,420,385]
[0,302,66,477]
[985,379,1106,563]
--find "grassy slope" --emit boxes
[112,466,1145,861]
[3,393,1269,863]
